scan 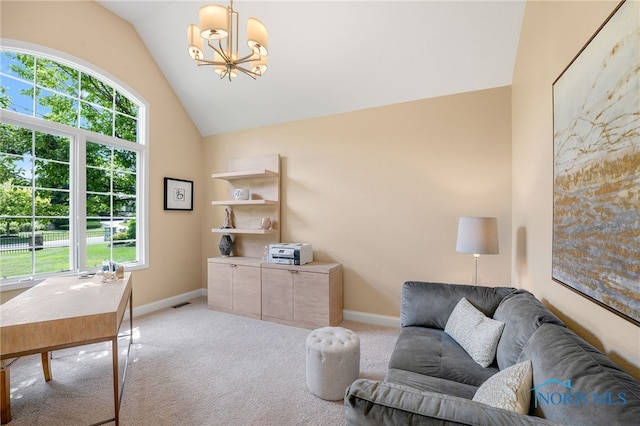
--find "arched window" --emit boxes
[0,41,148,289]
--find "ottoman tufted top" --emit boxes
[306,327,359,353]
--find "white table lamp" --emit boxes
[456,217,499,285]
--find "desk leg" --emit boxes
[41,352,52,382]
[112,336,120,426]
[1,364,10,424]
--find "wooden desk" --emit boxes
[0,273,133,425]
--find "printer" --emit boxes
[268,243,313,265]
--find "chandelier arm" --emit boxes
[210,39,231,63]
[234,66,259,80]
[235,53,259,65]
[194,58,229,66]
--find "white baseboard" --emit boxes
[343,309,400,328]
[133,290,401,329]
[132,288,206,317]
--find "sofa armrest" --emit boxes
[401,281,516,329]
[345,379,560,426]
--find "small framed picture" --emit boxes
[164,177,193,211]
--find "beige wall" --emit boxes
[203,87,513,317]
[512,0,639,378]
[5,0,635,381]
[1,1,204,306]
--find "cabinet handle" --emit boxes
[290,270,298,273]
[231,264,237,268]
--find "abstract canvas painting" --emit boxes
[552,0,639,325]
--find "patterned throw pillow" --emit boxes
[472,360,533,414]
[444,297,505,367]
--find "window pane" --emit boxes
[114,147,136,173]
[87,166,110,193]
[1,76,34,116]
[35,245,71,274]
[35,189,69,217]
[36,88,78,127]
[115,92,138,118]
[87,193,111,217]
[35,132,69,162]
[0,246,34,279]
[115,113,137,142]
[86,240,110,268]
[34,160,69,190]
[113,171,135,195]
[114,196,136,218]
[34,221,71,274]
[0,123,32,155]
[0,154,32,187]
[87,142,112,167]
[36,58,78,97]
[114,243,136,264]
[1,52,34,82]
[80,101,112,135]
[0,187,33,216]
[81,73,113,109]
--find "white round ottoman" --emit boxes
[305,327,360,401]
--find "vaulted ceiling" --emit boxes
[97,1,525,137]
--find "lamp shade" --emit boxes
[456,217,499,255]
[247,17,268,56]
[187,24,204,60]
[251,55,268,76]
[199,4,229,40]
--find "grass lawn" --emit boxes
[1,244,136,278]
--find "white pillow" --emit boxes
[444,297,505,367]
[472,360,533,414]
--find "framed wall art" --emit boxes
[552,0,639,325]
[164,177,193,211]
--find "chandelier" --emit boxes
[187,0,268,80]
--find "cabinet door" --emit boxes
[294,271,329,326]
[261,268,293,321]
[232,265,261,316]
[208,262,233,310]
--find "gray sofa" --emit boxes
[345,281,640,425]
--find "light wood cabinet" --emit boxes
[261,267,293,321]
[261,262,343,329]
[208,259,343,329]
[207,257,262,320]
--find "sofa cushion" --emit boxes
[401,281,516,329]
[445,297,505,367]
[385,368,478,400]
[473,360,533,414]
[345,379,562,426]
[388,326,499,388]
[518,323,640,425]
[493,290,565,369]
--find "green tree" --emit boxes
[1,52,139,228]
[0,185,51,235]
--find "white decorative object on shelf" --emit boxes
[234,188,250,200]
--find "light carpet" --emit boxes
[6,297,399,425]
